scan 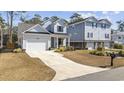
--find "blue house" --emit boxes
[67,16,112,50]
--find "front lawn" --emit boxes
[61,50,124,68]
[0,52,56,80]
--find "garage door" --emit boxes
[26,40,47,53]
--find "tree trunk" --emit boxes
[9,11,13,43]
[0,26,3,49]
[7,11,14,49]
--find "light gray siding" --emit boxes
[67,22,85,42]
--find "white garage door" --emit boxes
[26,40,47,53]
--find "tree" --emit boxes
[6,11,26,48]
[69,13,83,24]
[116,20,124,32]
[21,14,43,24]
[43,17,49,21]
[0,16,6,49]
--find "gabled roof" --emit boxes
[42,18,68,28]
[68,16,112,25]
[98,19,112,25]
[23,24,50,34]
[18,23,36,33]
[84,16,98,22]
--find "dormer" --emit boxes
[85,16,98,27]
[98,19,111,29]
[53,19,68,33]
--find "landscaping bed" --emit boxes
[61,50,124,68]
[0,52,56,80]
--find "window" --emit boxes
[57,26,63,32]
[91,22,97,28]
[91,33,93,38]
[118,36,121,39]
[87,32,90,38]
[105,34,109,38]
[101,24,106,29]
[87,32,93,38]
[92,22,94,28]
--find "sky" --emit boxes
[1,11,124,29]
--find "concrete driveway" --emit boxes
[28,51,109,81]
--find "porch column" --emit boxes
[63,38,66,46]
[68,37,70,46]
[56,37,58,48]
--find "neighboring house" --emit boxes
[67,16,112,50]
[0,26,3,49]
[112,30,124,44]
[18,18,70,53]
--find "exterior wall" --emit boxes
[23,33,51,50]
[67,22,85,42]
[18,23,35,47]
[54,22,67,33]
[85,22,111,41]
[112,33,124,44]
[104,42,110,49]
[67,20,111,49]
[43,19,67,34]
[86,42,94,50]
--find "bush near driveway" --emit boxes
[13,48,23,53]
[54,46,74,52]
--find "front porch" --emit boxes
[50,34,70,48]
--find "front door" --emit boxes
[58,38,63,47]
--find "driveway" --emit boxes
[28,51,109,81]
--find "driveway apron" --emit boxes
[27,51,109,81]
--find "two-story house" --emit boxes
[67,16,112,50]
[18,18,70,53]
[112,30,124,44]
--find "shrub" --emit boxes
[113,43,123,49]
[97,47,105,51]
[119,50,124,57]
[89,50,97,55]
[66,46,75,51]
[54,46,75,52]
[89,50,105,56]
[13,48,23,53]
[95,51,105,56]
[59,46,67,52]
[105,51,112,56]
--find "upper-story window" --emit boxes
[101,24,106,29]
[92,22,97,28]
[87,32,93,38]
[118,36,121,39]
[57,26,63,32]
[91,33,93,38]
[87,32,90,38]
[105,34,109,38]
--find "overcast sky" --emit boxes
[1,11,124,29]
